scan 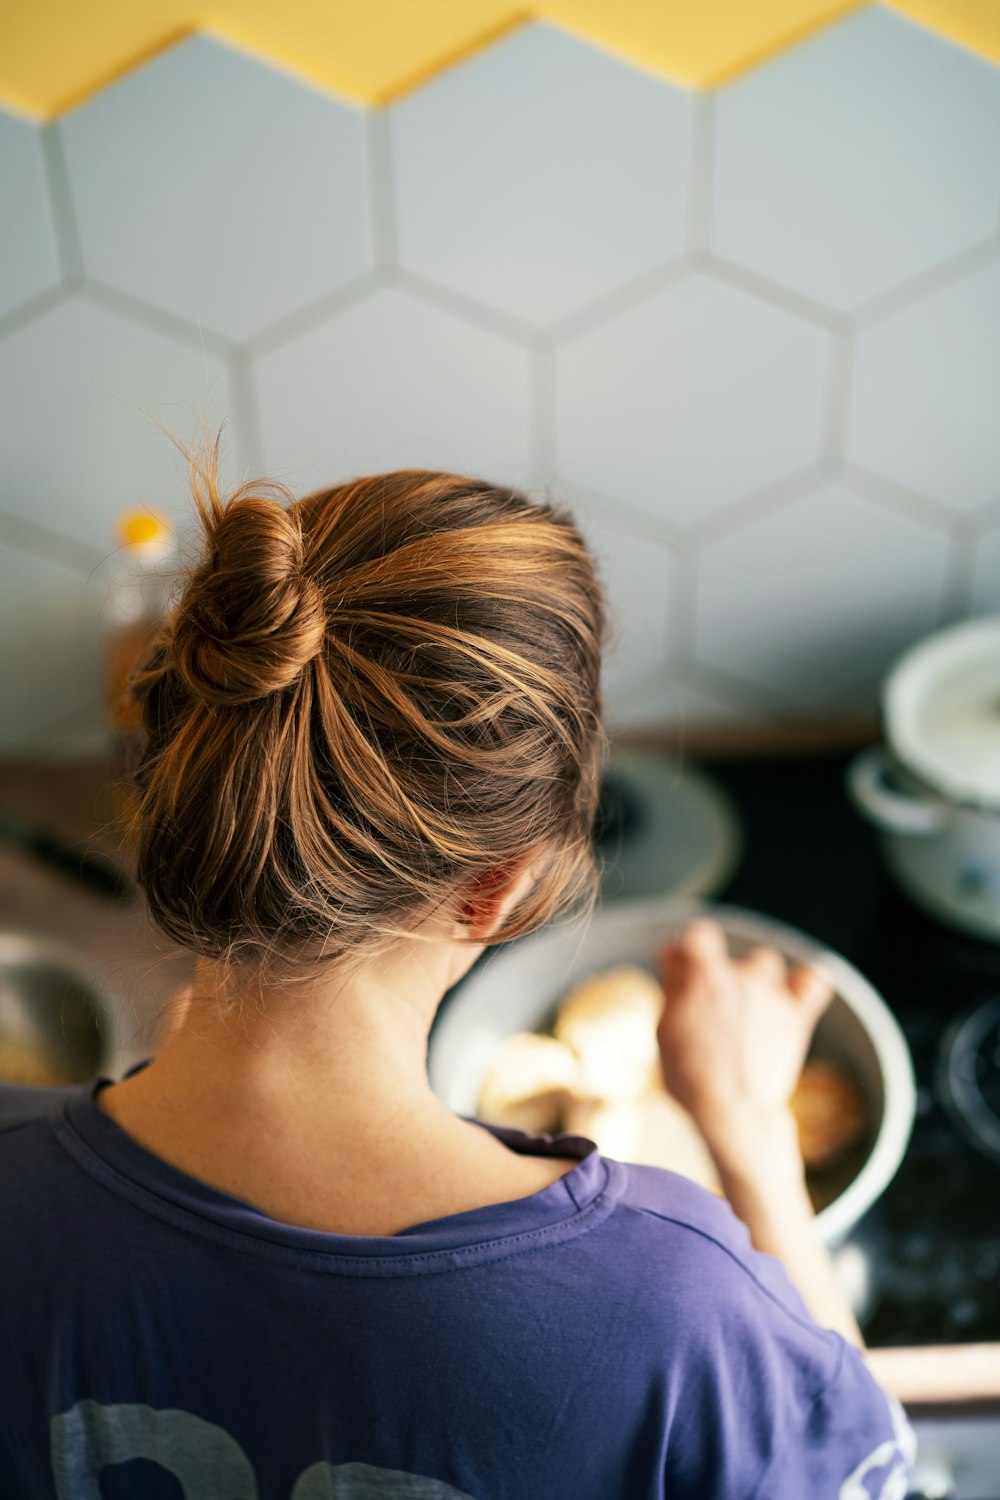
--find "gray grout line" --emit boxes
[547,256,694,348]
[817,329,853,464]
[667,656,777,725]
[391,267,537,348]
[226,351,265,477]
[528,344,556,486]
[938,531,977,622]
[841,462,960,537]
[700,252,846,333]
[0,282,69,343]
[366,107,398,269]
[670,651,802,717]
[74,279,235,359]
[849,237,1000,331]
[553,475,688,551]
[0,509,105,577]
[38,120,83,280]
[684,90,715,255]
[241,271,382,359]
[688,464,823,548]
[669,548,697,657]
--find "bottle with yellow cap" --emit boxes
[103,509,176,838]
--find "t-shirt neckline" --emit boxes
[54,1066,623,1275]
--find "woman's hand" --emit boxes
[656,917,835,1164]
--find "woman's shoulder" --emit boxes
[0,1081,78,1135]
[602,1157,841,1360]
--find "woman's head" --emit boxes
[129,427,608,985]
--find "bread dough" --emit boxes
[476,1031,580,1134]
[565,1087,724,1194]
[553,965,663,1100]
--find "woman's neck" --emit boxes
[94,929,582,1236]
[130,932,478,1138]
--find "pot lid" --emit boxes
[886,614,1000,808]
[594,746,742,900]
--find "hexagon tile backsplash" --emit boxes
[2,5,1000,753]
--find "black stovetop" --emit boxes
[699,746,1000,1349]
[433,744,1000,1347]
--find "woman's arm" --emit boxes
[657,919,865,1351]
[700,1106,864,1349]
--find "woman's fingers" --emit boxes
[676,917,728,964]
[741,945,787,981]
[787,961,835,1019]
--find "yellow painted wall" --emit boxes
[2,0,999,120]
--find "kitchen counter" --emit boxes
[1,749,998,1415]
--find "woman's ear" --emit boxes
[459,852,544,941]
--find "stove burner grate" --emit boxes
[938,995,1000,1165]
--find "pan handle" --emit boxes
[846,746,948,837]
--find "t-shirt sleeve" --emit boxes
[619,1167,916,1499]
[744,1340,916,1500]
[661,1284,915,1499]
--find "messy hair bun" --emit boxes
[172,496,326,705]
[128,425,607,977]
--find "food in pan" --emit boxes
[789,1059,868,1168]
[552,965,664,1099]
[476,963,869,1206]
[0,1038,71,1087]
[476,1031,580,1134]
[564,1086,724,1194]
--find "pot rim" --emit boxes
[884,613,1000,814]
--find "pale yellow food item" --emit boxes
[565,1086,724,1194]
[553,964,664,1100]
[790,1060,867,1168]
[0,1038,70,1087]
[477,1031,580,1134]
[476,961,866,1201]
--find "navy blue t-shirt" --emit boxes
[0,1072,914,1499]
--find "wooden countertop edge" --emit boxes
[612,715,882,759]
[866,1345,1000,1413]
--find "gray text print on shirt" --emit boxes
[51,1400,476,1499]
[839,1396,917,1500]
[51,1393,915,1499]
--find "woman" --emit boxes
[0,434,913,1498]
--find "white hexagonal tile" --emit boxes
[390,21,692,328]
[563,496,678,702]
[0,112,61,319]
[713,6,1000,311]
[554,272,826,527]
[59,35,371,342]
[0,298,235,550]
[848,260,1000,512]
[253,287,531,490]
[696,486,949,703]
[0,544,104,751]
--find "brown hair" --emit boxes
[128,427,608,984]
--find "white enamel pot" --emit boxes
[847,614,1000,942]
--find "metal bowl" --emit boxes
[429,896,916,1249]
[0,930,124,1086]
